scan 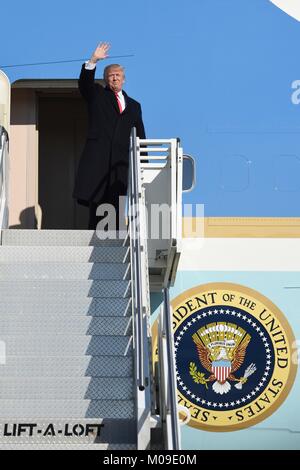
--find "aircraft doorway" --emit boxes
[38,95,89,229]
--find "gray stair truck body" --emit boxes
[0,229,137,450]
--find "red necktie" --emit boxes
[115,92,123,113]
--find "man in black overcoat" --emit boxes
[72,42,146,230]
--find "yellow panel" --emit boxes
[182,217,300,238]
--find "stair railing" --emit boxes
[0,125,9,230]
[136,135,183,290]
[127,127,184,450]
[157,287,181,449]
[127,127,151,449]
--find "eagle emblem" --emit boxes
[190,322,256,395]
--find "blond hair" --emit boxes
[103,64,125,80]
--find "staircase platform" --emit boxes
[1,229,129,246]
[0,444,136,450]
[0,246,129,263]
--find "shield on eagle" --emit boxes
[211,360,232,383]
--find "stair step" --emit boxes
[0,418,136,445]
[0,316,132,335]
[0,280,131,298]
[0,400,134,418]
[0,443,136,450]
[0,297,132,316]
[1,229,129,246]
[0,262,130,280]
[0,377,133,400]
[0,356,133,378]
[0,246,129,263]
[1,335,133,356]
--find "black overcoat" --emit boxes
[73,64,146,206]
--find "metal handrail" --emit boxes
[127,126,146,390]
[0,125,9,229]
[162,287,181,450]
[127,128,183,448]
[0,125,8,160]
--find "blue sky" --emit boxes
[1,0,300,215]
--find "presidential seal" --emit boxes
[171,282,297,431]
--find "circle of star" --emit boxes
[174,308,273,409]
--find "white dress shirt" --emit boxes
[84,61,126,112]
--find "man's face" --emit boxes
[105,67,125,93]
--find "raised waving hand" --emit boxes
[90,42,111,64]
